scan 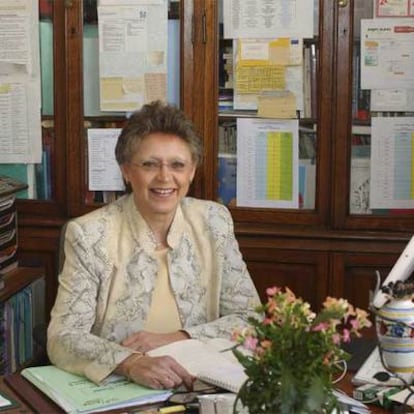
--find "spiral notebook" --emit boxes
[148,338,248,393]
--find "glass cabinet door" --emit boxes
[198,0,335,228]
[0,0,67,218]
[66,0,182,217]
[333,0,414,232]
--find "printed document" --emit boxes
[0,0,42,163]
[223,0,314,39]
[236,118,299,209]
[233,38,304,112]
[87,128,124,191]
[360,18,414,90]
[371,89,414,112]
[369,117,414,209]
[374,0,414,17]
[98,0,168,111]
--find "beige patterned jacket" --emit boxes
[47,194,261,384]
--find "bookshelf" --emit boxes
[3,0,413,322]
[0,267,45,374]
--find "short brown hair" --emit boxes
[115,100,203,166]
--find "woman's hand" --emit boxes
[117,354,195,390]
[121,330,190,353]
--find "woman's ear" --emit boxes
[189,165,196,183]
[120,164,130,183]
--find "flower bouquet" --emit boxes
[232,287,372,414]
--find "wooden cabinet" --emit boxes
[192,0,414,309]
[14,0,414,317]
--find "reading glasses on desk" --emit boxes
[165,380,222,412]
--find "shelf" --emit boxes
[0,267,45,302]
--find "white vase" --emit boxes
[376,297,414,373]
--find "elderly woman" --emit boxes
[47,100,260,391]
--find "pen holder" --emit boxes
[198,393,248,414]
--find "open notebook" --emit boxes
[148,338,248,393]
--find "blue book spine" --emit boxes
[217,154,237,206]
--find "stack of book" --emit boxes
[0,176,28,278]
[0,279,42,374]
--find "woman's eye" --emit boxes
[142,161,158,169]
[171,161,186,170]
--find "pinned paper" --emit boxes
[258,90,297,118]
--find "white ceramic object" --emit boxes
[376,298,414,373]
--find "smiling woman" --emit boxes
[46,100,261,392]
[120,132,196,237]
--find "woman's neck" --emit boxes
[143,213,174,249]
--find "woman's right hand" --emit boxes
[117,353,195,391]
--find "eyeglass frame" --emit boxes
[129,158,194,173]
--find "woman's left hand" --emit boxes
[121,330,190,353]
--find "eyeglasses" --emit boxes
[168,381,220,405]
[131,159,191,173]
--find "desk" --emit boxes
[338,373,389,413]
[0,376,32,413]
[0,371,390,414]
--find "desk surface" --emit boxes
[0,371,390,414]
[0,376,32,413]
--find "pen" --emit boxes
[159,405,186,413]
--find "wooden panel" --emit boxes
[330,252,398,323]
[240,245,329,311]
[18,223,63,317]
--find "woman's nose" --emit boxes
[156,163,172,180]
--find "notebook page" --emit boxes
[147,339,247,393]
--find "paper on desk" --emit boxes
[389,388,414,406]
[0,389,17,411]
[0,395,12,408]
[333,390,370,414]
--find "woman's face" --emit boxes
[121,133,196,220]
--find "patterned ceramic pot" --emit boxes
[376,298,414,373]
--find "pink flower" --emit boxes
[349,318,360,330]
[342,329,351,343]
[266,286,279,297]
[231,285,372,390]
[312,322,329,332]
[243,336,258,351]
[332,333,341,345]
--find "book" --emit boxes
[21,365,172,414]
[217,154,237,206]
[0,176,28,199]
[148,338,248,394]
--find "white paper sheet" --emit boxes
[350,158,371,214]
[223,0,314,39]
[236,118,299,208]
[370,89,414,111]
[87,128,125,191]
[98,0,168,111]
[0,0,42,163]
[374,0,414,17]
[369,117,414,209]
[360,18,414,90]
[233,38,304,112]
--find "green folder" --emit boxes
[21,365,172,413]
